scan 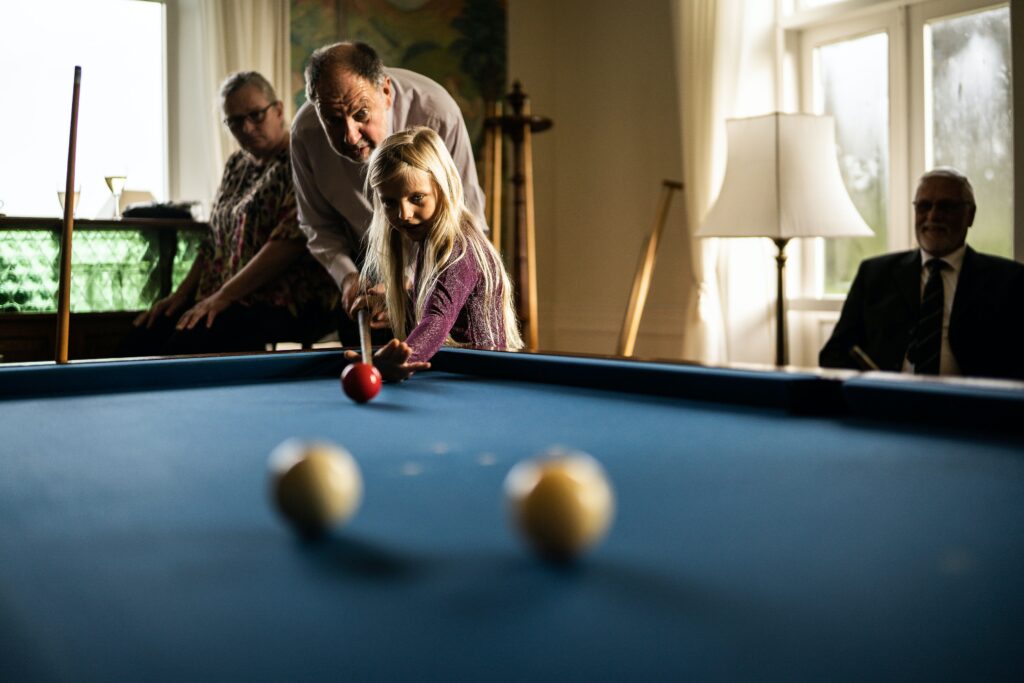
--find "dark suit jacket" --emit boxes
[819,246,1024,380]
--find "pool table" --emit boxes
[1,349,1022,681]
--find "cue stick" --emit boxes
[850,345,880,371]
[617,180,683,357]
[55,65,82,364]
[357,309,372,365]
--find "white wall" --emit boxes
[508,0,694,358]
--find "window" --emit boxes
[925,5,1013,257]
[789,0,1015,298]
[782,0,1018,367]
[0,0,169,314]
[0,0,166,218]
[814,31,890,294]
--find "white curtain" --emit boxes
[715,1,778,365]
[672,0,743,364]
[199,0,291,173]
[673,0,778,366]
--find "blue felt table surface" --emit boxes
[1,353,1023,681]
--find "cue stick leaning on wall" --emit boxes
[55,65,82,364]
[617,180,683,357]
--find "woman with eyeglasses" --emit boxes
[123,71,336,356]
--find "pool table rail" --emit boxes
[1,348,1021,433]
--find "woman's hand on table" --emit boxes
[176,290,235,331]
[134,292,188,329]
[344,339,430,382]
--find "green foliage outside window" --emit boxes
[0,230,200,313]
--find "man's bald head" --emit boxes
[304,41,386,104]
[304,41,393,163]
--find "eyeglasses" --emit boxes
[223,102,278,130]
[913,199,970,214]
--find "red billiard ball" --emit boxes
[341,362,382,403]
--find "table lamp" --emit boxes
[697,112,873,366]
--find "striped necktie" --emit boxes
[908,259,946,375]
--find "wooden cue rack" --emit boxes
[483,82,552,351]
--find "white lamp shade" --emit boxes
[698,113,874,239]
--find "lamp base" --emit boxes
[773,238,790,367]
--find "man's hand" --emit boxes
[344,275,389,329]
[133,293,188,329]
[176,290,235,331]
[340,272,361,320]
[344,338,430,382]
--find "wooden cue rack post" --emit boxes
[616,179,683,357]
[483,82,552,351]
[483,99,503,253]
[56,65,83,364]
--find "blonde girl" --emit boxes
[348,126,523,381]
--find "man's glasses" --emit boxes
[913,199,970,214]
[223,102,277,130]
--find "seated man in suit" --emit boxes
[820,168,1024,380]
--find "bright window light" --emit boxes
[814,32,890,295]
[926,5,1013,258]
[0,0,166,218]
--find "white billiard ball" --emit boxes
[268,439,363,536]
[504,449,615,561]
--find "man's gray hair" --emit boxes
[219,71,278,104]
[304,41,386,103]
[919,167,976,205]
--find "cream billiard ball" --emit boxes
[268,439,363,535]
[504,450,615,560]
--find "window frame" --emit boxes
[797,7,911,301]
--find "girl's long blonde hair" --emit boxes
[362,127,523,350]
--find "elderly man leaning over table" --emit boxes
[290,40,488,345]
